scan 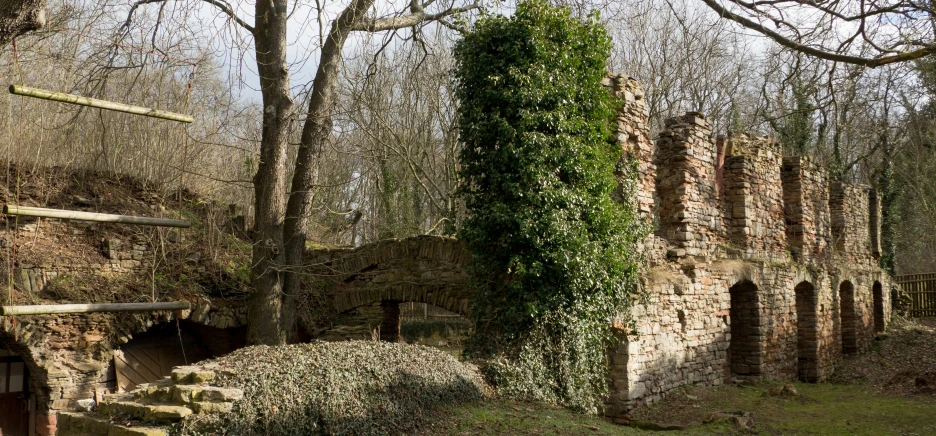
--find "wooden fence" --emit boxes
[896,272,936,317]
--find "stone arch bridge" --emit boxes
[305,235,473,341]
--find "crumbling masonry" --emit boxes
[602,74,890,422]
[302,76,892,422]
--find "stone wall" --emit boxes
[0,224,246,436]
[603,76,893,420]
[605,75,655,218]
[830,182,873,263]
[722,134,786,260]
[781,157,832,263]
[654,113,720,256]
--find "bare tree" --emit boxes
[607,0,762,134]
[699,0,936,67]
[123,0,480,345]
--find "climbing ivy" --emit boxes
[454,0,645,413]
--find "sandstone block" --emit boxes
[111,425,170,436]
[191,401,234,414]
[149,404,193,420]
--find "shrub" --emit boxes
[454,0,645,413]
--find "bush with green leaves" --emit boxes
[454,0,645,414]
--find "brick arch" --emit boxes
[308,236,473,316]
[334,285,470,316]
[0,319,46,399]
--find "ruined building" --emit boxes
[601,74,891,421]
[306,76,893,422]
[0,75,890,435]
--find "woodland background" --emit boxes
[1,0,934,274]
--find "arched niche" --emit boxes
[729,280,764,378]
[794,281,819,382]
[839,281,857,355]
[873,281,885,333]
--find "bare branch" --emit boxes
[699,0,936,67]
[123,0,254,34]
[349,1,481,32]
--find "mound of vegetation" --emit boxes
[178,341,490,436]
[831,316,936,395]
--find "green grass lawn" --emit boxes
[422,382,936,435]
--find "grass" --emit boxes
[421,399,643,435]
[421,382,936,435]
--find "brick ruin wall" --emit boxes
[722,134,787,260]
[603,74,892,422]
[781,157,832,263]
[0,229,246,435]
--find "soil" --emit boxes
[0,162,252,306]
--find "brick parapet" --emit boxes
[722,134,786,260]
[781,157,832,264]
[654,113,720,256]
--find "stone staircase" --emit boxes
[56,365,243,436]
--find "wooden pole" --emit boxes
[0,302,190,316]
[3,205,191,228]
[9,85,194,123]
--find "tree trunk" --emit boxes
[247,0,295,345]
[0,0,45,44]
[279,0,377,336]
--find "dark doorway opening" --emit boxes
[795,281,819,382]
[0,354,31,436]
[840,281,858,355]
[873,281,885,333]
[729,280,763,378]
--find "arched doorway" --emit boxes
[0,350,31,436]
[840,281,857,355]
[114,320,245,392]
[794,281,819,382]
[729,280,763,378]
[873,281,885,333]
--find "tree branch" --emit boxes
[123,0,254,34]
[349,1,480,32]
[699,0,936,67]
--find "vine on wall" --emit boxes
[454,0,646,413]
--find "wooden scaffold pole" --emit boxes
[9,85,194,123]
[1,302,191,316]
[2,205,191,228]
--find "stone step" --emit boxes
[57,412,169,436]
[169,384,243,404]
[99,401,193,422]
[170,366,215,384]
